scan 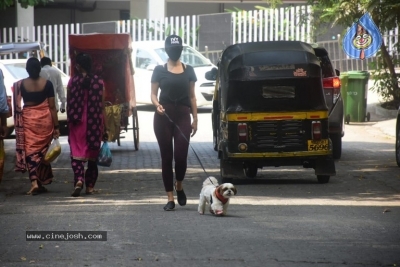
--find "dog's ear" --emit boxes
[216,185,223,194]
[232,186,237,195]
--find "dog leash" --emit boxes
[163,111,217,186]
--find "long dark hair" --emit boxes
[76,53,92,88]
[26,57,41,79]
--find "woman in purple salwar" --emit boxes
[67,53,107,197]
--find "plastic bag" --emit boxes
[97,142,112,167]
[45,139,61,163]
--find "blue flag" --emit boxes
[342,12,382,60]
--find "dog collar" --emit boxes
[215,188,228,204]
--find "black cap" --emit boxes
[165,34,183,48]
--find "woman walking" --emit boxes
[151,35,198,211]
[67,53,107,197]
[13,57,60,195]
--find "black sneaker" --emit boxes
[176,189,187,206]
[163,201,175,211]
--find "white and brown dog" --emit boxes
[198,176,237,216]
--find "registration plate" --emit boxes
[307,139,329,151]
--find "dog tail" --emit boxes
[203,176,218,187]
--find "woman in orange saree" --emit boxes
[13,58,60,195]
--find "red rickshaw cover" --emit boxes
[68,33,135,107]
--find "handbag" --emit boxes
[45,139,61,163]
[97,141,112,167]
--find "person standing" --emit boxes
[0,69,9,184]
[151,35,198,211]
[40,57,66,113]
[67,53,107,197]
[13,57,60,195]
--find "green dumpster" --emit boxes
[344,71,370,123]
[339,72,349,119]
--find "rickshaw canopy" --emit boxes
[216,41,327,112]
[220,41,322,81]
[69,33,135,107]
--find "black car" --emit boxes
[313,46,344,159]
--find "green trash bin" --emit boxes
[344,71,370,123]
[340,72,349,119]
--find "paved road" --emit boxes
[0,106,399,267]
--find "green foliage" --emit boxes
[369,44,400,108]
[0,0,52,9]
[308,0,400,108]
[370,55,400,107]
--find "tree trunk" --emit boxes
[380,39,400,107]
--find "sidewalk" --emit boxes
[365,79,397,138]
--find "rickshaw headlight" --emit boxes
[238,143,248,152]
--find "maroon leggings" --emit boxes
[154,104,191,192]
[71,158,98,188]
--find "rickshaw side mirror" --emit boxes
[335,69,340,76]
[205,67,218,81]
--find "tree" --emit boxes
[0,0,52,10]
[308,0,400,108]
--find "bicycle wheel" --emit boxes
[132,107,139,151]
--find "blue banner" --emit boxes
[342,12,382,60]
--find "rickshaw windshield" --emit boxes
[225,77,327,112]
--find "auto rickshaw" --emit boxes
[206,41,336,183]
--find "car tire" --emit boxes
[345,114,350,124]
[331,134,342,160]
[317,175,330,184]
[244,163,258,178]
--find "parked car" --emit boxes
[0,41,48,59]
[312,45,344,160]
[131,41,216,108]
[0,59,69,136]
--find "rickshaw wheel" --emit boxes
[317,175,330,184]
[132,107,139,151]
[219,158,234,184]
[244,163,258,178]
[213,135,218,151]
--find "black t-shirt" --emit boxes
[151,63,197,107]
[21,80,55,104]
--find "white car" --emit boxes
[0,59,69,135]
[132,41,216,108]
